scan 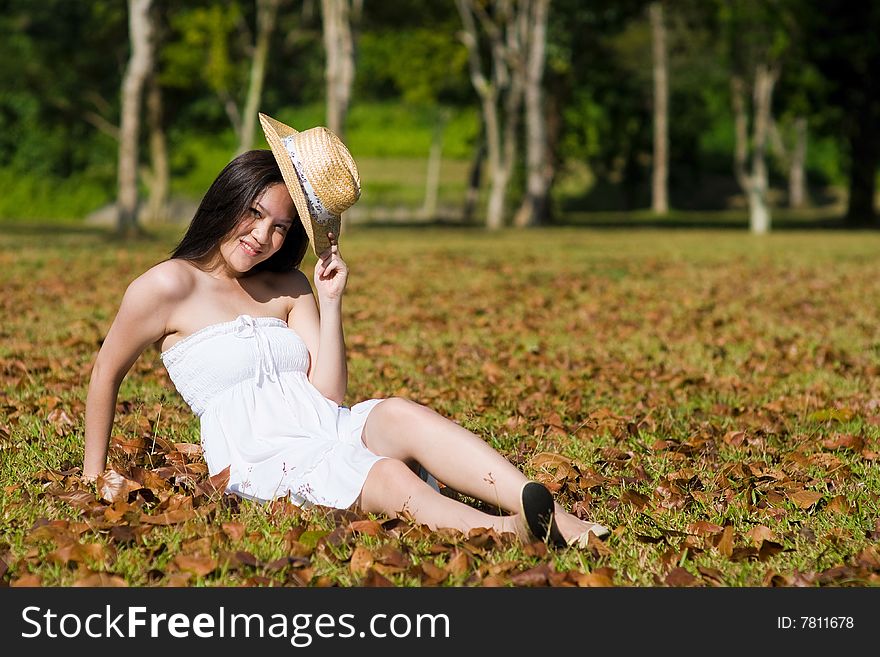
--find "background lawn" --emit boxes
[1,225,879,587]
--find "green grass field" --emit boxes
[1,225,879,587]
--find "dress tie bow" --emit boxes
[233,315,279,385]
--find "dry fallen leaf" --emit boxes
[788,490,823,509]
[97,470,142,504]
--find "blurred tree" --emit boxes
[0,1,127,181]
[117,0,156,237]
[240,0,282,152]
[649,1,668,215]
[162,0,282,155]
[456,0,529,230]
[321,0,359,139]
[549,0,651,213]
[801,1,880,225]
[512,0,552,227]
[722,0,790,234]
[356,6,469,219]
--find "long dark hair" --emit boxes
[171,150,308,273]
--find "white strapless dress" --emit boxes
[160,314,386,508]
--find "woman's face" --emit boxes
[217,183,295,275]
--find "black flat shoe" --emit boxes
[519,481,559,544]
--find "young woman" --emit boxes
[82,114,608,548]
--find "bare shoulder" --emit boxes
[126,259,197,303]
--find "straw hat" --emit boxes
[258,112,360,256]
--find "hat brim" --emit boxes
[259,113,340,257]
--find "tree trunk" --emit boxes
[750,63,777,234]
[788,116,808,208]
[239,0,280,153]
[483,92,507,231]
[844,112,880,226]
[462,132,485,224]
[144,73,169,223]
[456,0,528,230]
[769,115,810,209]
[321,0,355,138]
[420,110,448,220]
[731,64,778,234]
[514,0,551,227]
[117,0,155,237]
[649,1,669,215]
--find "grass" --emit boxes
[1,224,879,587]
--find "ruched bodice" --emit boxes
[161,315,310,416]
[159,314,385,508]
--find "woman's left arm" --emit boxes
[289,233,348,405]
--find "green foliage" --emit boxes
[0,0,858,222]
[0,169,112,222]
[357,28,470,105]
[162,3,243,95]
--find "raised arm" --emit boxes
[288,234,348,405]
[82,263,186,480]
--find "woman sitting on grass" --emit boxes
[82,113,607,548]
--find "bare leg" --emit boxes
[361,398,607,542]
[362,398,528,514]
[359,457,530,540]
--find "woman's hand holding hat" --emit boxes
[314,232,348,303]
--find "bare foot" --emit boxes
[553,507,609,544]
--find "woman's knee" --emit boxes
[361,457,422,511]
[363,397,434,452]
[374,397,430,423]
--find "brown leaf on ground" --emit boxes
[349,546,373,577]
[10,573,42,587]
[697,566,725,586]
[722,430,746,446]
[788,489,823,509]
[97,470,142,504]
[173,442,203,458]
[621,489,650,510]
[827,495,852,515]
[746,525,777,546]
[446,550,470,578]
[510,564,552,587]
[361,569,394,587]
[419,561,448,585]
[110,435,145,455]
[73,571,128,587]
[586,531,613,558]
[103,500,134,523]
[46,542,88,566]
[571,568,615,587]
[665,567,700,587]
[821,433,864,452]
[139,508,198,525]
[46,407,75,435]
[174,554,217,577]
[348,519,383,536]
[688,520,724,536]
[26,520,72,545]
[222,522,246,542]
[374,545,409,571]
[716,525,734,557]
[128,466,172,492]
[55,489,100,511]
[757,541,785,561]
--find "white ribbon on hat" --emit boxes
[282,135,336,226]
